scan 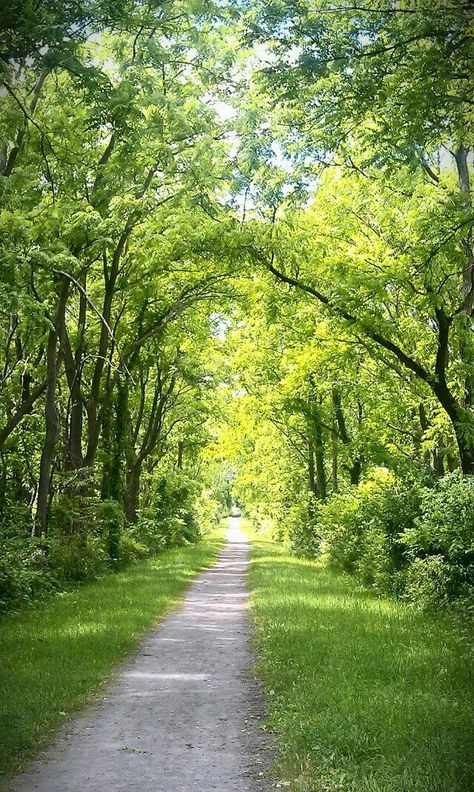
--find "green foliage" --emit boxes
[128,519,168,557]
[0,0,234,610]
[1,14,473,785]
[402,473,474,608]
[319,469,419,588]
[308,471,474,610]
[46,534,110,583]
[0,475,211,611]
[0,538,55,611]
[94,499,125,562]
[285,500,319,559]
[144,472,201,546]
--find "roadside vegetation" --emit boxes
[0,526,225,780]
[248,533,474,792]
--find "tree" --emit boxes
[239,0,474,472]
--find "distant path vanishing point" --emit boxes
[8,518,271,792]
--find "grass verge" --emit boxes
[0,527,225,781]
[248,533,474,792]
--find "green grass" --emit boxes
[248,534,474,792]
[0,528,225,781]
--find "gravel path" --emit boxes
[8,519,271,792]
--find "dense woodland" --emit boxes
[1,1,473,612]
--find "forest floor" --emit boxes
[3,520,272,792]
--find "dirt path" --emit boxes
[8,519,271,792]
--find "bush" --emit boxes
[402,472,474,607]
[0,538,57,611]
[92,499,125,561]
[118,533,151,565]
[128,518,168,555]
[46,534,109,582]
[317,469,420,595]
[403,556,453,609]
[310,469,474,610]
[0,469,217,612]
[140,472,202,548]
[288,499,321,558]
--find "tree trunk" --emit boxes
[125,462,141,524]
[349,459,362,486]
[314,408,327,499]
[308,440,316,498]
[0,451,6,530]
[177,440,184,470]
[100,403,112,500]
[331,421,338,492]
[434,381,474,475]
[454,427,474,475]
[106,379,127,557]
[35,283,68,537]
[331,388,362,485]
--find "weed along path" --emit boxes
[8,519,271,792]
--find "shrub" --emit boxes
[288,499,322,558]
[317,468,420,593]
[118,532,151,565]
[140,471,202,548]
[46,533,109,582]
[401,472,474,607]
[0,537,57,611]
[310,469,474,610]
[92,499,125,561]
[129,517,168,555]
[403,556,453,609]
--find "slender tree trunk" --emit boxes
[349,459,362,486]
[100,403,112,500]
[307,377,327,500]
[125,462,141,524]
[0,451,6,531]
[418,403,433,470]
[331,421,338,492]
[177,440,184,470]
[433,445,445,477]
[35,283,68,537]
[308,440,316,497]
[314,407,327,500]
[106,379,127,557]
[307,439,317,519]
[331,388,362,485]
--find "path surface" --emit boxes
[9,519,271,792]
